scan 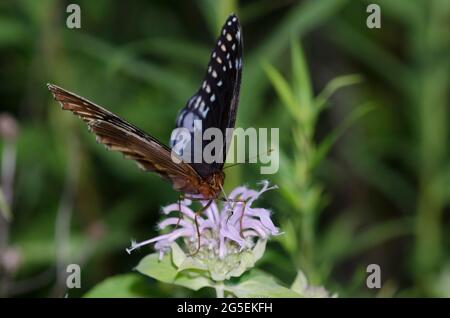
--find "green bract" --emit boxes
[135,241,301,297]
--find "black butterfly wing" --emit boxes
[170,14,243,178]
[48,84,203,195]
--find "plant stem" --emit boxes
[215,282,225,298]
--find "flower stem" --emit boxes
[215,282,225,298]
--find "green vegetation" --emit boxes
[0,0,448,297]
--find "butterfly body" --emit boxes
[48,14,242,201]
[171,168,224,200]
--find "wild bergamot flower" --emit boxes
[127,181,280,281]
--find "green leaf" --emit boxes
[84,274,152,298]
[291,270,308,294]
[227,270,301,298]
[171,242,208,272]
[136,252,213,291]
[276,219,298,256]
[173,272,215,291]
[177,257,209,272]
[171,242,187,268]
[290,270,337,298]
[262,61,299,120]
[312,102,374,169]
[209,240,267,281]
[251,239,267,263]
[291,39,313,112]
[218,252,254,281]
[136,253,180,283]
[315,74,363,111]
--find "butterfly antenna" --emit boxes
[223,148,274,170]
[219,184,230,204]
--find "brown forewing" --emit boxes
[47,84,202,195]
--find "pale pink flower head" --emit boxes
[127,181,280,260]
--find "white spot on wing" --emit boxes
[199,101,209,117]
[193,119,202,132]
[182,112,195,129]
[193,96,201,109]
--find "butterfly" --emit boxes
[48,14,242,201]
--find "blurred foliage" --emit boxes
[0,0,448,297]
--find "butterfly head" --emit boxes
[199,170,225,199]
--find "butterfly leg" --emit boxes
[190,199,213,256]
[174,194,185,229]
[238,200,248,238]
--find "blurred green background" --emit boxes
[0,0,448,297]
